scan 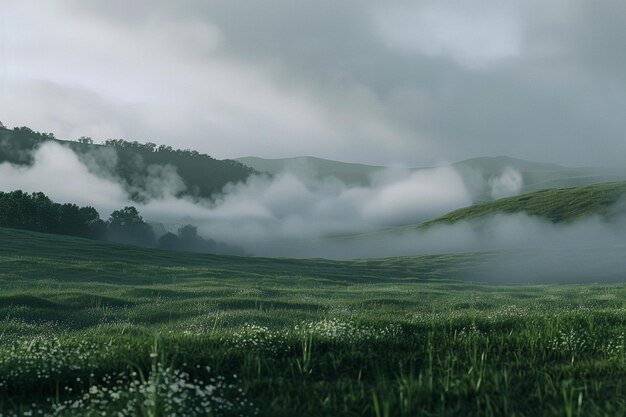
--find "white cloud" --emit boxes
[0,142,127,208]
[489,166,523,198]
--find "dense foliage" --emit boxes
[107,206,156,247]
[0,227,624,417]
[0,190,106,239]
[0,125,57,165]
[0,125,257,199]
[0,190,241,255]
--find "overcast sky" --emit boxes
[1,1,625,167]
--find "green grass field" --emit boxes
[1,227,625,416]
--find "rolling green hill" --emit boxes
[420,181,626,228]
[0,126,256,199]
[328,181,626,246]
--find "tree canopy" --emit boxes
[107,206,156,247]
[0,190,106,239]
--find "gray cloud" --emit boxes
[1,0,625,166]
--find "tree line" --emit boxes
[101,138,210,159]
[0,190,243,255]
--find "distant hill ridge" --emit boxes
[3,124,625,203]
[235,155,385,186]
[237,155,626,200]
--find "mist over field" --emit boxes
[2,140,626,283]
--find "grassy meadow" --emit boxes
[0,227,625,416]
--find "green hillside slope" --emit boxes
[0,126,256,199]
[421,181,626,227]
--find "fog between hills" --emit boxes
[2,140,625,283]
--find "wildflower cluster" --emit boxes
[49,364,256,417]
[549,328,626,358]
[222,323,291,355]
[548,328,594,354]
[0,336,102,388]
[485,305,530,321]
[604,332,625,358]
[295,318,402,342]
[0,318,65,344]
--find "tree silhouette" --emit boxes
[107,206,155,246]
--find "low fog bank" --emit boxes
[1,141,626,283]
[282,214,626,283]
[0,141,475,247]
